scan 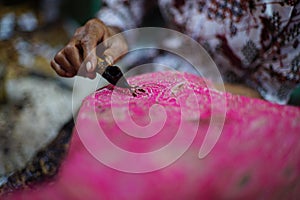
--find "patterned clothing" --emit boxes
[97,0,300,104]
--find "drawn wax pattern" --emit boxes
[4,71,300,199]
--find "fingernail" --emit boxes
[86,61,92,72]
[105,55,113,65]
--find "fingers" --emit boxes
[81,36,98,73]
[51,25,100,78]
[103,45,127,64]
[50,60,68,77]
[103,41,128,64]
[51,51,73,77]
[81,19,107,72]
[64,44,82,72]
[51,42,81,77]
[50,18,128,79]
[103,28,128,64]
[55,51,75,75]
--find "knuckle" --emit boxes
[64,45,75,54]
[87,19,106,36]
[87,18,103,26]
[80,34,95,47]
[80,36,90,45]
[54,53,63,63]
[56,50,64,58]
[80,37,96,52]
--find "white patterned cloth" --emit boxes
[97,0,300,104]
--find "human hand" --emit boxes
[51,18,127,79]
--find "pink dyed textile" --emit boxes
[6,71,300,200]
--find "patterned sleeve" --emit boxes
[158,0,300,103]
[96,0,152,30]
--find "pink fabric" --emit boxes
[6,71,300,200]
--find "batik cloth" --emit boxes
[98,0,300,104]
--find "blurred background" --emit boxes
[0,0,100,185]
[0,0,300,194]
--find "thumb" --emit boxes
[81,38,98,73]
[103,43,127,65]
